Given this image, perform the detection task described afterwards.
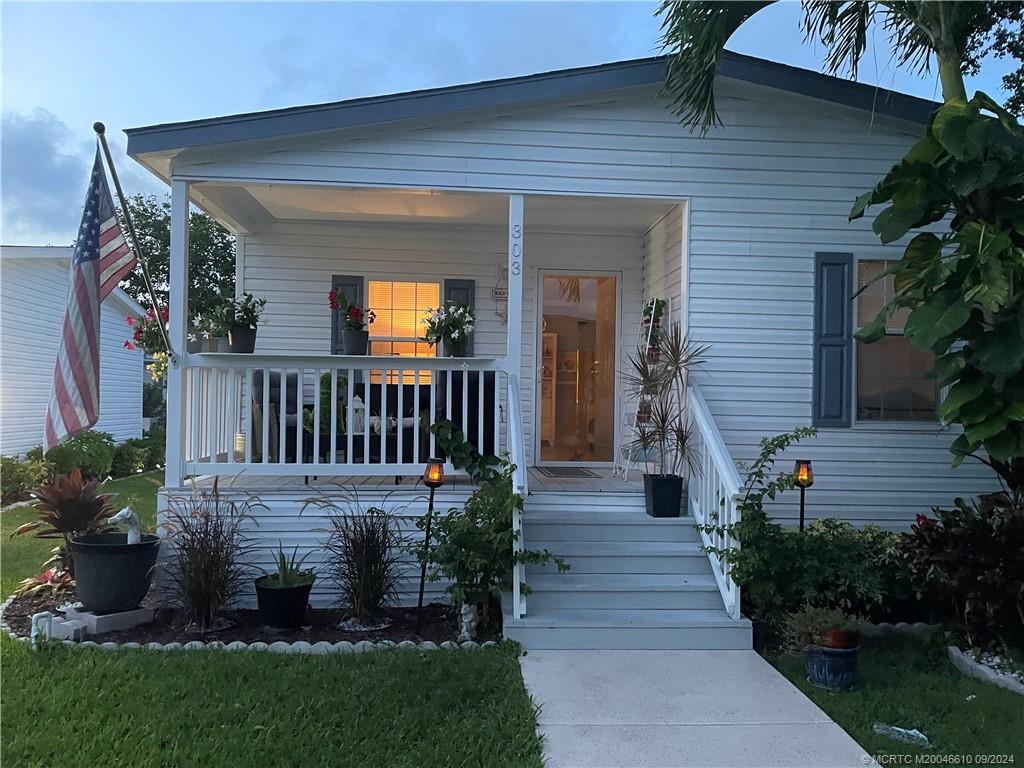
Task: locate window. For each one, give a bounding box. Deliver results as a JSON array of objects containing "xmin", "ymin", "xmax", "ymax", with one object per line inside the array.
[
  {"xmin": 856, "ymin": 260, "xmax": 938, "ymax": 421},
  {"xmin": 367, "ymin": 281, "xmax": 440, "ymax": 383}
]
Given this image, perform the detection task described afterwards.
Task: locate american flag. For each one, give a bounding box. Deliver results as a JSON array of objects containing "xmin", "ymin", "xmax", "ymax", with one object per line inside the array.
[{"xmin": 44, "ymin": 149, "xmax": 136, "ymax": 449}]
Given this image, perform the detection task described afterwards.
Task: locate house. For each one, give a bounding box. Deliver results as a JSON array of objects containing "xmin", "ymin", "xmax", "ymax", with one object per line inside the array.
[
  {"xmin": 0, "ymin": 245, "xmax": 146, "ymax": 456},
  {"xmin": 126, "ymin": 51, "xmax": 995, "ymax": 649}
]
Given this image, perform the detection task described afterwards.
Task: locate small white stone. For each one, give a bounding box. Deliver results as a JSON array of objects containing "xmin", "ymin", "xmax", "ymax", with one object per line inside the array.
[
  {"xmin": 161, "ymin": 642, "xmax": 182, "ymax": 651},
  {"xmin": 354, "ymin": 640, "xmax": 375, "ymax": 653},
  {"xmin": 122, "ymin": 642, "xmax": 142, "ymax": 650},
  {"xmin": 333, "ymin": 641, "xmax": 355, "ymax": 653},
  {"xmin": 16, "ymin": 635, "xmax": 31, "ymax": 644},
  {"xmin": 288, "ymin": 641, "xmax": 312, "ymax": 654},
  {"xmin": 62, "ymin": 640, "xmax": 77, "ymax": 647},
  {"xmin": 79, "ymin": 640, "xmax": 99, "ymax": 649},
  {"xmin": 248, "ymin": 642, "xmax": 269, "ymax": 652},
  {"xmin": 311, "ymin": 641, "xmax": 333, "ymax": 655},
  {"xmin": 100, "ymin": 642, "xmax": 120, "ymax": 652},
  {"xmin": 440, "ymin": 641, "xmax": 458, "ymax": 650},
  {"xmin": 225, "ymin": 641, "xmax": 248, "ymax": 652},
  {"xmin": 481, "ymin": 640, "xmax": 497, "ymax": 648},
  {"xmin": 418, "ymin": 641, "xmax": 438, "ymax": 651},
  {"xmin": 145, "ymin": 642, "xmax": 163, "ymax": 651},
  {"xmin": 183, "ymin": 641, "xmax": 205, "ymax": 651},
  {"xmin": 205, "ymin": 641, "xmax": 225, "ymax": 651},
  {"xmin": 376, "ymin": 640, "xmax": 395, "ymax": 648},
  {"xmin": 460, "ymin": 641, "xmax": 480, "ymax": 650},
  {"xmin": 398, "ymin": 640, "xmax": 418, "ymax": 650},
  {"xmin": 268, "ymin": 641, "xmax": 291, "ymax": 654}
]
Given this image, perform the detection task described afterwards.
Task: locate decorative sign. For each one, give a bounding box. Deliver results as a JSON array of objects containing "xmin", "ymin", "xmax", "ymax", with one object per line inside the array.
[{"xmin": 491, "ymin": 288, "xmax": 508, "ymax": 300}]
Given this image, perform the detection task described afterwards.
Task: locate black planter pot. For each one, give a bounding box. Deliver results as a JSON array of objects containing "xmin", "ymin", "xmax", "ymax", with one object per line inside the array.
[
  {"xmin": 342, "ymin": 329, "xmax": 369, "ymax": 355},
  {"xmin": 445, "ymin": 337, "xmax": 469, "ymax": 357},
  {"xmin": 643, "ymin": 474, "xmax": 684, "ymax": 518},
  {"xmin": 255, "ymin": 578, "xmax": 315, "ymax": 628},
  {"xmin": 71, "ymin": 533, "xmax": 160, "ymax": 613},
  {"xmin": 805, "ymin": 644, "xmax": 860, "ymax": 691},
  {"xmin": 228, "ymin": 326, "xmax": 258, "ymax": 353}
]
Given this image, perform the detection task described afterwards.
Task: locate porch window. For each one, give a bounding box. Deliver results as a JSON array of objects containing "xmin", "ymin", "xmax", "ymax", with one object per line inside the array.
[
  {"xmin": 367, "ymin": 280, "xmax": 440, "ymax": 382},
  {"xmin": 856, "ymin": 260, "xmax": 937, "ymax": 421}
]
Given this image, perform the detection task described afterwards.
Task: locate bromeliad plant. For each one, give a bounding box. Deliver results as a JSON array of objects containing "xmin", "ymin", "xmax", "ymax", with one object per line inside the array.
[
  {"xmin": 11, "ymin": 468, "xmax": 116, "ymax": 578},
  {"xmin": 258, "ymin": 544, "xmax": 315, "ymax": 588},
  {"xmin": 852, "ymin": 94, "xmax": 1024, "ymax": 488}
]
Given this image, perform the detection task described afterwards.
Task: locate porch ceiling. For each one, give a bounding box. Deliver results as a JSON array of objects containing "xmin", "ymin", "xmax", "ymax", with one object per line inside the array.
[{"xmin": 191, "ymin": 182, "xmax": 676, "ymax": 235}]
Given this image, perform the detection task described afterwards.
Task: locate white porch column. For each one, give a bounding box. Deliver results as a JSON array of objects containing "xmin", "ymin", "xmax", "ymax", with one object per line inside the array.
[
  {"xmin": 164, "ymin": 179, "xmax": 190, "ymax": 486},
  {"xmin": 506, "ymin": 194, "xmax": 524, "ymax": 369}
]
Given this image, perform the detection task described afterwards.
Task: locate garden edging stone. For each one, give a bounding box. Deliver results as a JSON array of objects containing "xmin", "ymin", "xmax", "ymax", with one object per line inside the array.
[
  {"xmin": 947, "ymin": 645, "xmax": 1024, "ymax": 696},
  {"xmin": 1, "ymin": 594, "xmax": 496, "ymax": 654}
]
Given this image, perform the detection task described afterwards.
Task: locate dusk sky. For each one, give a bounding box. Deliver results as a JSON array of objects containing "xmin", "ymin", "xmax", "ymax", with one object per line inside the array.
[{"xmin": 1, "ymin": 1, "xmax": 1015, "ymax": 246}]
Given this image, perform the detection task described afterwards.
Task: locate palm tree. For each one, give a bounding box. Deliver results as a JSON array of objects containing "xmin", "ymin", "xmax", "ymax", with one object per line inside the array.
[{"xmin": 656, "ymin": 1, "xmax": 1018, "ymax": 131}]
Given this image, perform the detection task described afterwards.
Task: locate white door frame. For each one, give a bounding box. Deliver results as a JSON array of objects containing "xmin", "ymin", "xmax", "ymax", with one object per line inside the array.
[{"xmin": 534, "ymin": 268, "xmax": 623, "ymax": 467}]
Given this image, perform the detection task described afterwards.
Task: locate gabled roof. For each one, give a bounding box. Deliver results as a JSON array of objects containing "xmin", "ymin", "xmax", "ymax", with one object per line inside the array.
[{"xmin": 126, "ymin": 50, "xmax": 937, "ymax": 156}]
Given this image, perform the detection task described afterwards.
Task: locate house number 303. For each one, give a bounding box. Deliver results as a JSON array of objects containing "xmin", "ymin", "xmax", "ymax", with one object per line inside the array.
[{"xmin": 510, "ymin": 224, "xmax": 522, "ymax": 276}]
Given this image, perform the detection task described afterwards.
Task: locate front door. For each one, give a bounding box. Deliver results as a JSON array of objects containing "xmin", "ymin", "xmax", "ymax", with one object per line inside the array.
[{"xmin": 537, "ymin": 273, "xmax": 618, "ymax": 463}]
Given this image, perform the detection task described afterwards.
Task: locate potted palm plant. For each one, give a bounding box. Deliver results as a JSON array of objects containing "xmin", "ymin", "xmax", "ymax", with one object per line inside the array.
[
  {"xmin": 329, "ymin": 290, "xmax": 375, "ymax": 355},
  {"xmin": 254, "ymin": 544, "xmax": 316, "ymax": 628},
  {"xmin": 625, "ymin": 325, "xmax": 707, "ymax": 517},
  {"xmin": 226, "ymin": 293, "xmax": 267, "ymax": 353}
]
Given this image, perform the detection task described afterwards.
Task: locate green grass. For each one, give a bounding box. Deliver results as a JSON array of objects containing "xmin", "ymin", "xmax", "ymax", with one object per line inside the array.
[
  {"xmin": 0, "ymin": 471, "xmax": 163, "ymax": 598},
  {"xmin": 1, "ymin": 638, "xmax": 543, "ymax": 768},
  {"xmin": 1, "ymin": 470, "xmax": 544, "ymax": 767},
  {"xmin": 769, "ymin": 634, "xmax": 1024, "ymax": 758}
]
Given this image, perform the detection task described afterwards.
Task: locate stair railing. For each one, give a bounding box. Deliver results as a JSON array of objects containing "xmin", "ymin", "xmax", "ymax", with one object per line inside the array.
[
  {"xmin": 687, "ymin": 383, "xmax": 743, "ymax": 620},
  {"xmin": 507, "ymin": 373, "xmax": 528, "ymax": 619}
]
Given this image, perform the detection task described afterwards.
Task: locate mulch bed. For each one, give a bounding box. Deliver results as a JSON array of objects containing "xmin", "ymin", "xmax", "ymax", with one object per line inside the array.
[{"xmin": 2, "ymin": 592, "xmax": 501, "ymax": 645}]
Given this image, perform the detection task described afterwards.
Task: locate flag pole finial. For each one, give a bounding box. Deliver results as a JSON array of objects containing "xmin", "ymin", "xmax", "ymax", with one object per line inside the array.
[{"xmin": 93, "ymin": 121, "xmax": 106, "ymax": 135}]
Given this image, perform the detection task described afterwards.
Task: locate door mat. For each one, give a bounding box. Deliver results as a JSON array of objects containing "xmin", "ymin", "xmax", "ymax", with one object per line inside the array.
[{"xmin": 535, "ymin": 466, "xmax": 598, "ymax": 478}]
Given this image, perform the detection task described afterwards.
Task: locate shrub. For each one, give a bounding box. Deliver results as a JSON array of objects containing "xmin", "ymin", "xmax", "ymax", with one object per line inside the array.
[
  {"xmin": 142, "ymin": 428, "xmax": 166, "ymax": 469},
  {"xmin": 142, "ymin": 380, "xmax": 165, "ymax": 420},
  {"xmin": 781, "ymin": 605, "xmax": 864, "ymax": 655},
  {"xmin": 902, "ymin": 493, "xmax": 1024, "ymax": 649},
  {"xmin": 44, "ymin": 430, "xmax": 115, "ymax": 479},
  {"xmin": 308, "ymin": 493, "xmax": 403, "ymax": 624},
  {"xmin": 162, "ymin": 482, "xmax": 259, "ymax": 631},
  {"xmin": 11, "ymin": 468, "xmax": 116, "ymax": 576},
  {"xmin": 111, "ymin": 440, "xmax": 149, "ymax": 478},
  {"xmin": 0, "ymin": 455, "xmax": 50, "ymax": 505},
  {"xmin": 699, "ymin": 427, "xmax": 910, "ymax": 628}
]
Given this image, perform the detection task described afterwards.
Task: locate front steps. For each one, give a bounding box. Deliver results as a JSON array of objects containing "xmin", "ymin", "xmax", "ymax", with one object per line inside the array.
[{"xmin": 503, "ymin": 491, "xmax": 751, "ymax": 650}]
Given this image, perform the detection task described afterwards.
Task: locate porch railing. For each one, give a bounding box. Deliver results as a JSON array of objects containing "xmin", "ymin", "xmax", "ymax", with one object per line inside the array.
[
  {"xmin": 178, "ymin": 353, "xmax": 507, "ymax": 478},
  {"xmin": 687, "ymin": 383, "xmax": 743, "ymax": 620},
  {"xmin": 506, "ymin": 372, "xmax": 527, "ymax": 620}
]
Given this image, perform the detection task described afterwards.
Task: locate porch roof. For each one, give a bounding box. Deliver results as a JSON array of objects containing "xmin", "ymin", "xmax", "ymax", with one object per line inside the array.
[{"xmin": 126, "ymin": 50, "xmax": 937, "ymax": 159}]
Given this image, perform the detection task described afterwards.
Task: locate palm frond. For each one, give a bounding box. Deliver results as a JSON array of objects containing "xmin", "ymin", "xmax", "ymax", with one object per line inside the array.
[
  {"xmin": 801, "ymin": 1, "xmax": 875, "ymax": 80},
  {"xmin": 657, "ymin": 0, "xmax": 776, "ymax": 132}
]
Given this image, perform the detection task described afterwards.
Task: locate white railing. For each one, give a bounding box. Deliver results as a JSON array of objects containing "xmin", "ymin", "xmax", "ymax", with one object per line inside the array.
[
  {"xmin": 506, "ymin": 373, "xmax": 527, "ymax": 620},
  {"xmin": 179, "ymin": 353, "xmax": 507, "ymax": 478},
  {"xmin": 687, "ymin": 383, "xmax": 743, "ymax": 620}
]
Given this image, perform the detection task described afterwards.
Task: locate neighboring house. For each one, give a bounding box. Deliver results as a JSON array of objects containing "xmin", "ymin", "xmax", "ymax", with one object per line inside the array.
[
  {"xmin": 0, "ymin": 245, "xmax": 145, "ymax": 456},
  {"xmin": 126, "ymin": 51, "xmax": 995, "ymax": 649}
]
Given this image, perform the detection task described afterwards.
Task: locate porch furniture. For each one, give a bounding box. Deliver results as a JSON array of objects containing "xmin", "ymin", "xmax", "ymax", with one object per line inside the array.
[{"xmin": 251, "ymin": 370, "xmax": 300, "ymax": 463}]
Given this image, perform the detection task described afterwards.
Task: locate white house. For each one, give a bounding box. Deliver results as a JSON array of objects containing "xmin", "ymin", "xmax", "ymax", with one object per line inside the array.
[
  {"xmin": 0, "ymin": 245, "xmax": 146, "ymax": 456},
  {"xmin": 126, "ymin": 52, "xmax": 995, "ymax": 649}
]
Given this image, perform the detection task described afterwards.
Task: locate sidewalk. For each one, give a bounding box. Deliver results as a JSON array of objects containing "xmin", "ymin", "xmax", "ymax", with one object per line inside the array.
[{"xmin": 519, "ymin": 649, "xmax": 869, "ymax": 768}]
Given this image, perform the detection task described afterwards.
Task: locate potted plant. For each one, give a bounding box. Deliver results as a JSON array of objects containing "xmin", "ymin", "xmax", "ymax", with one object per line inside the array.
[
  {"xmin": 224, "ymin": 293, "xmax": 266, "ymax": 353},
  {"xmin": 784, "ymin": 606, "xmax": 863, "ymax": 691},
  {"xmin": 124, "ymin": 308, "xmax": 171, "ymax": 378},
  {"xmin": 422, "ymin": 302, "xmax": 475, "ymax": 357},
  {"xmin": 625, "ymin": 325, "xmax": 707, "ymax": 517},
  {"xmin": 329, "ymin": 290, "xmax": 375, "ymax": 355},
  {"xmin": 254, "ymin": 544, "xmax": 316, "ymax": 628}
]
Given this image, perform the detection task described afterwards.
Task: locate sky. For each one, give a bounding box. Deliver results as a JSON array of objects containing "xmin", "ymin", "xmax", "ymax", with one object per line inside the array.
[{"xmin": 1, "ymin": 1, "xmax": 1016, "ymax": 246}]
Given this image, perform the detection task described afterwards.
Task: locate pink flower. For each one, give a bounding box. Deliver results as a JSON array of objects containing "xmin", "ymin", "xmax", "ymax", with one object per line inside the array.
[
  {"xmin": 124, "ymin": 341, "xmax": 136, "ymax": 351},
  {"xmin": 328, "ymin": 289, "xmax": 339, "ymax": 311},
  {"xmin": 126, "ymin": 316, "xmax": 135, "ymax": 327}
]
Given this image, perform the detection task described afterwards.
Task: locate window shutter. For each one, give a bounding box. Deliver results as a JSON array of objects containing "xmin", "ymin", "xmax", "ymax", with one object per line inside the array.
[
  {"xmin": 331, "ymin": 275, "xmax": 364, "ymax": 354},
  {"xmin": 444, "ymin": 278, "xmax": 476, "ymax": 355},
  {"xmin": 813, "ymin": 253, "xmax": 853, "ymax": 427}
]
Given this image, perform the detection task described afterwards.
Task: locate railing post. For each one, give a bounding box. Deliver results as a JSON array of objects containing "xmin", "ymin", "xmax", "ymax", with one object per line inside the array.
[{"xmin": 164, "ymin": 178, "xmax": 189, "ymax": 487}]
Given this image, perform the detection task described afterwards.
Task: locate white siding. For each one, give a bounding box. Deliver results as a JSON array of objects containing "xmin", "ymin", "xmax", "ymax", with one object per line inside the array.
[
  {"xmin": 182, "ymin": 78, "xmax": 995, "ymax": 526},
  {"xmin": 0, "ymin": 256, "xmax": 144, "ymax": 455},
  {"xmin": 241, "ymin": 219, "xmax": 643, "ymax": 466},
  {"xmin": 642, "ymin": 203, "xmax": 685, "ymax": 326}
]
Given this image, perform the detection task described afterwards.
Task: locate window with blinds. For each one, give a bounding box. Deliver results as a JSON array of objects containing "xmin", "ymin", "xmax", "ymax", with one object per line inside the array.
[
  {"xmin": 856, "ymin": 260, "xmax": 938, "ymax": 421},
  {"xmin": 367, "ymin": 281, "xmax": 440, "ymax": 383}
]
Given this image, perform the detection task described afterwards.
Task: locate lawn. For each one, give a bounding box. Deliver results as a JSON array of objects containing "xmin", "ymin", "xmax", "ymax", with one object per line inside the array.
[
  {"xmin": 1, "ymin": 470, "xmax": 545, "ymax": 768},
  {"xmin": 769, "ymin": 633, "xmax": 1024, "ymax": 759}
]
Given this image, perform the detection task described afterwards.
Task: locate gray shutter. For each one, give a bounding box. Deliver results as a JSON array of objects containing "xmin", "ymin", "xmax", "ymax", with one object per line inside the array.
[
  {"xmin": 331, "ymin": 275, "xmax": 364, "ymax": 354},
  {"xmin": 813, "ymin": 253, "xmax": 854, "ymax": 427},
  {"xmin": 444, "ymin": 278, "xmax": 476, "ymax": 355}
]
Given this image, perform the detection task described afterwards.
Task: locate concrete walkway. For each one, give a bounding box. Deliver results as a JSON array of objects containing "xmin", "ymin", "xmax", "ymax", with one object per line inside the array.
[{"xmin": 520, "ymin": 650, "xmax": 869, "ymax": 768}]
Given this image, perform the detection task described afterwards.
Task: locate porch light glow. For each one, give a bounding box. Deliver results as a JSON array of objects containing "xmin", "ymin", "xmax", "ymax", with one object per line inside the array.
[
  {"xmin": 793, "ymin": 460, "xmax": 814, "ymax": 488},
  {"xmin": 424, "ymin": 458, "xmax": 445, "ymax": 489},
  {"xmin": 234, "ymin": 433, "xmax": 246, "ymax": 461}
]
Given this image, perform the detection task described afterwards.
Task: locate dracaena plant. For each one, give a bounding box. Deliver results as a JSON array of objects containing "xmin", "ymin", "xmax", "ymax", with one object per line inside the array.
[
  {"xmin": 11, "ymin": 468, "xmax": 115, "ymax": 576},
  {"xmin": 624, "ymin": 324, "xmax": 707, "ymax": 478}
]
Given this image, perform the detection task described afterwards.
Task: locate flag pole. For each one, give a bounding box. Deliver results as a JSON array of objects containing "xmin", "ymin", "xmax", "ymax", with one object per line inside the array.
[{"xmin": 93, "ymin": 121, "xmax": 173, "ymax": 356}]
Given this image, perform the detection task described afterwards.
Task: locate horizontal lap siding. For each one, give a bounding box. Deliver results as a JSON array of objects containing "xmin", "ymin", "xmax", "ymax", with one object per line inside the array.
[
  {"xmin": 0, "ymin": 258, "xmax": 142, "ymax": 455},
  {"xmin": 642, "ymin": 204, "xmax": 683, "ymax": 325},
  {"xmin": 197, "ymin": 79, "xmax": 994, "ymax": 527}
]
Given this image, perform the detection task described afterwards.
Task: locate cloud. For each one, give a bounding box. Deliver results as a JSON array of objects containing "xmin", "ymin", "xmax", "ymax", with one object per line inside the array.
[{"xmin": 1, "ymin": 108, "xmax": 91, "ymax": 245}]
